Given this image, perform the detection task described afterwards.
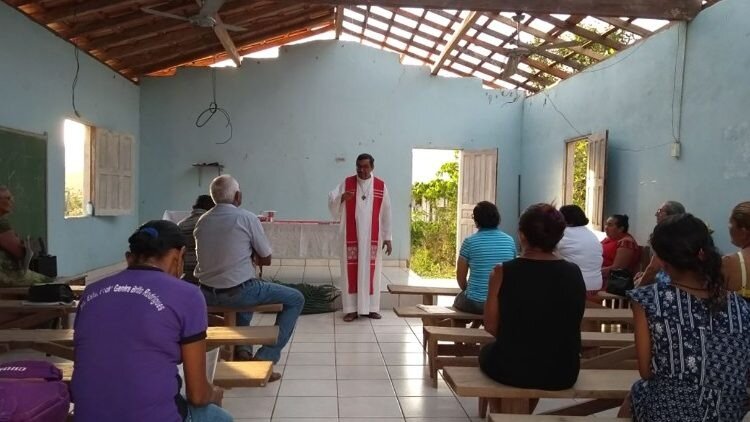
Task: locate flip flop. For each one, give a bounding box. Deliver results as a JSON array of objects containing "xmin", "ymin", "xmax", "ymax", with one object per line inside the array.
[{"xmin": 343, "ymin": 312, "xmax": 358, "ymax": 322}]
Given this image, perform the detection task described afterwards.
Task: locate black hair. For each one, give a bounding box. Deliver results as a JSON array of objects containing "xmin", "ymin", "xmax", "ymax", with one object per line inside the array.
[
  {"xmin": 650, "ymin": 214, "xmax": 726, "ymax": 312},
  {"xmin": 610, "ymin": 214, "xmax": 630, "ymax": 233},
  {"xmin": 559, "ymin": 205, "xmax": 589, "ymax": 227},
  {"xmin": 356, "ymin": 153, "xmax": 375, "ymax": 167},
  {"xmin": 473, "ymin": 201, "xmax": 501, "ymax": 229},
  {"xmin": 128, "ymin": 220, "xmax": 186, "ymax": 262},
  {"xmin": 193, "ymin": 194, "xmax": 215, "ymax": 211},
  {"xmin": 519, "ymin": 203, "xmax": 566, "ymax": 252}
]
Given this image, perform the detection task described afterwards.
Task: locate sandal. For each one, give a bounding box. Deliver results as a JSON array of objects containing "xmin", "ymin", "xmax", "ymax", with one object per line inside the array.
[
  {"xmin": 343, "ymin": 312, "xmax": 358, "ymax": 322},
  {"xmin": 367, "ymin": 312, "xmax": 382, "ymax": 320}
]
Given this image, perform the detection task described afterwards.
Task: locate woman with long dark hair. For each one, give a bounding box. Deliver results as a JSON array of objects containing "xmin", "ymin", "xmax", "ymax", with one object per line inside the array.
[{"xmin": 623, "ymin": 214, "xmax": 750, "ymax": 421}]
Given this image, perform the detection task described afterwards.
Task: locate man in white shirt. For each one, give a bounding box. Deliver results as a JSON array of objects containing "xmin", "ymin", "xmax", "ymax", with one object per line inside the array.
[
  {"xmin": 328, "ymin": 154, "xmax": 392, "ymax": 322},
  {"xmin": 195, "ymin": 175, "xmax": 304, "ymax": 380}
]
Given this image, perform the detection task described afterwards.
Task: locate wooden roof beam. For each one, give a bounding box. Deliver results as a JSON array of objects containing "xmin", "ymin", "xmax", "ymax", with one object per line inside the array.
[
  {"xmin": 541, "ymin": 14, "xmax": 626, "ymax": 51},
  {"xmin": 186, "ymin": 22, "xmax": 335, "ymax": 67},
  {"xmin": 39, "ymin": 0, "xmax": 150, "ymax": 24},
  {"xmin": 335, "ymin": 6, "xmax": 345, "ymax": 39},
  {"xmin": 596, "ymin": 17, "xmax": 653, "ymax": 38},
  {"xmin": 272, "ymin": 0, "xmax": 704, "ymax": 20},
  {"xmin": 130, "ymin": 14, "xmax": 334, "ymax": 76},
  {"xmin": 108, "ymin": 7, "xmax": 332, "ymax": 61},
  {"xmin": 431, "ymin": 11, "xmax": 479, "ymax": 75},
  {"xmin": 82, "ymin": 2, "xmax": 308, "ymax": 51}
]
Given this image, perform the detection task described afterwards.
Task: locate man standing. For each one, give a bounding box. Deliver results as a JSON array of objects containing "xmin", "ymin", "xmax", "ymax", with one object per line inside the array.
[
  {"xmin": 195, "ymin": 175, "xmax": 304, "ymax": 380},
  {"xmin": 177, "ymin": 194, "xmax": 214, "ymax": 285},
  {"xmin": 328, "ymin": 153, "xmax": 392, "ymax": 322}
]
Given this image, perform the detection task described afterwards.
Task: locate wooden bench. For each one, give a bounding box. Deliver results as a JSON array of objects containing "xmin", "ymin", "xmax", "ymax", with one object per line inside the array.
[
  {"xmin": 0, "ymin": 326, "xmax": 279, "ymax": 361},
  {"xmin": 490, "ymin": 416, "xmax": 628, "ymax": 422},
  {"xmin": 443, "ymin": 366, "xmax": 639, "ymax": 416},
  {"xmin": 387, "ymin": 284, "xmax": 461, "ymax": 305},
  {"xmin": 56, "ymin": 360, "xmax": 274, "ymax": 388},
  {"xmin": 0, "ymin": 281, "xmax": 87, "ymax": 300},
  {"xmin": 424, "ymin": 327, "xmax": 635, "ymax": 385},
  {"xmin": 0, "ymin": 300, "xmax": 78, "ymax": 329},
  {"xmin": 394, "ymin": 306, "xmax": 633, "ymax": 324}
]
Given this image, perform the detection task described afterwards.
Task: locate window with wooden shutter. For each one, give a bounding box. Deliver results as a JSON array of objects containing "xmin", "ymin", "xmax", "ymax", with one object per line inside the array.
[
  {"xmin": 585, "ymin": 131, "xmax": 608, "ymax": 231},
  {"xmin": 91, "ymin": 128, "xmax": 134, "ymax": 216}
]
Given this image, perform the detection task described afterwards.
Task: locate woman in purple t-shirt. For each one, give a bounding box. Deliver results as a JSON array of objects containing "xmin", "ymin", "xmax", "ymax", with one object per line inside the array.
[{"xmin": 71, "ymin": 220, "xmax": 232, "ymax": 422}]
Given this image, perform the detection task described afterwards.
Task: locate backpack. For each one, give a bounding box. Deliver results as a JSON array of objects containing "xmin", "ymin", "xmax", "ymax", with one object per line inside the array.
[{"xmin": 0, "ymin": 361, "xmax": 70, "ymax": 422}]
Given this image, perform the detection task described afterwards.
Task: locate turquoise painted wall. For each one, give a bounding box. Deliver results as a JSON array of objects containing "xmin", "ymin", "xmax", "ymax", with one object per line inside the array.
[
  {"xmin": 0, "ymin": 4, "xmax": 140, "ymax": 274},
  {"xmin": 139, "ymin": 42, "xmax": 523, "ymax": 260},
  {"xmin": 520, "ymin": 0, "xmax": 750, "ymax": 251}
]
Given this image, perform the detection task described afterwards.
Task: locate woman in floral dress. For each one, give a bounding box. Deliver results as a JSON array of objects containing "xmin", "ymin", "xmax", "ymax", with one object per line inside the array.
[{"xmin": 624, "ymin": 214, "xmax": 750, "ymax": 421}]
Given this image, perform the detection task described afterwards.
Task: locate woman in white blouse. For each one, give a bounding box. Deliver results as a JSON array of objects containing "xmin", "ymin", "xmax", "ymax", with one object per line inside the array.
[{"xmin": 557, "ymin": 205, "xmax": 603, "ymax": 296}]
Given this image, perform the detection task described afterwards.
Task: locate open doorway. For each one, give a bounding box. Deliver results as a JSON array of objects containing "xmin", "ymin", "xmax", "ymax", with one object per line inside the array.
[
  {"xmin": 563, "ymin": 131, "xmax": 608, "ymax": 230},
  {"xmin": 410, "ymin": 149, "xmax": 459, "ymax": 278}
]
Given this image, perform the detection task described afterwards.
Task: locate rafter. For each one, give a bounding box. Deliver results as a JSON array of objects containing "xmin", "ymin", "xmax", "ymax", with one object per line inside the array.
[
  {"xmin": 541, "ymin": 14, "xmax": 626, "ymax": 51},
  {"xmin": 596, "ymin": 17, "xmax": 652, "ymax": 38},
  {"xmin": 82, "ymin": 3, "xmax": 310, "ymax": 52},
  {"xmin": 334, "ymin": 6, "xmax": 345, "ymax": 39},
  {"xmin": 431, "ymin": 11, "xmax": 478, "ymax": 75},
  {"xmin": 272, "ymin": 0, "xmax": 704, "ymax": 20},
  {"xmin": 38, "ymin": 0, "xmax": 148, "ymax": 24},
  {"xmin": 129, "ymin": 14, "xmax": 334, "ymax": 76}
]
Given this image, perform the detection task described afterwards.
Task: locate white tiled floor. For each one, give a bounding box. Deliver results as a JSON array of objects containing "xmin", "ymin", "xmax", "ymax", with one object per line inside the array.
[{"xmin": 0, "ymin": 265, "xmax": 619, "ymax": 421}]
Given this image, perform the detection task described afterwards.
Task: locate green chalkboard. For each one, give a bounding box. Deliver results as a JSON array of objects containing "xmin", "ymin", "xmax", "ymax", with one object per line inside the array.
[{"xmin": 0, "ymin": 126, "xmax": 47, "ymax": 246}]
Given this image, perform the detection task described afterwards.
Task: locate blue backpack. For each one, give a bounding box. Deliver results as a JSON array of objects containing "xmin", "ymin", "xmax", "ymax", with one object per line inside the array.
[{"xmin": 0, "ymin": 361, "xmax": 70, "ymax": 422}]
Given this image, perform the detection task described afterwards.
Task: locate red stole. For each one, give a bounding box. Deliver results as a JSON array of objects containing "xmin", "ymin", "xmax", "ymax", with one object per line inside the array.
[{"xmin": 344, "ymin": 175, "xmax": 385, "ymax": 294}]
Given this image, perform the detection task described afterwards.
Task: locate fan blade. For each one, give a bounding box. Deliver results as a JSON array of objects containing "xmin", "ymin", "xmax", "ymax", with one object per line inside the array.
[
  {"xmin": 217, "ymin": 22, "xmax": 247, "ymax": 32},
  {"xmin": 500, "ymin": 55, "xmax": 520, "ymax": 80},
  {"xmin": 200, "ymin": 0, "xmax": 226, "ymax": 17},
  {"xmin": 213, "ymin": 21, "xmax": 241, "ymax": 66},
  {"xmin": 540, "ymin": 40, "xmax": 582, "ymax": 50},
  {"xmin": 140, "ymin": 7, "xmax": 190, "ymax": 21}
]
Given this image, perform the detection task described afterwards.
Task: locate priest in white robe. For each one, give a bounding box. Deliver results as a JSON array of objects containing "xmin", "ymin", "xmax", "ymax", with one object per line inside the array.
[{"xmin": 328, "ymin": 153, "xmax": 392, "ymax": 322}]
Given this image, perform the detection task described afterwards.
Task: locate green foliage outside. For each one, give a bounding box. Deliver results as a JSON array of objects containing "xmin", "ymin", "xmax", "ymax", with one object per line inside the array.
[
  {"xmin": 411, "ymin": 159, "xmax": 458, "ymax": 278},
  {"xmin": 572, "ymin": 140, "xmax": 588, "ymax": 210},
  {"xmin": 528, "ymin": 26, "xmax": 637, "ymax": 90},
  {"xmin": 65, "ymin": 188, "xmax": 84, "ymax": 218}
]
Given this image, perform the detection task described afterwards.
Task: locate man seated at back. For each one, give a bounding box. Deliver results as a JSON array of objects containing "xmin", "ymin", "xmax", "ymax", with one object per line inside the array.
[
  {"xmin": 177, "ymin": 194, "xmax": 215, "ymax": 285},
  {"xmin": 194, "ymin": 175, "xmax": 304, "ymax": 380}
]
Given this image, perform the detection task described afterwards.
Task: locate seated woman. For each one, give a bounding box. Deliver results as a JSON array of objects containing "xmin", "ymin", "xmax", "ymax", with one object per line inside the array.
[
  {"xmin": 723, "ymin": 201, "xmax": 750, "ymax": 300},
  {"xmin": 623, "ymin": 214, "xmax": 750, "ymax": 421},
  {"xmin": 601, "ymin": 214, "xmax": 641, "ymax": 279},
  {"xmin": 0, "ymin": 186, "xmax": 50, "ymax": 287},
  {"xmin": 557, "ymin": 205, "xmax": 603, "ymax": 296},
  {"xmin": 71, "ymin": 220, "xmax": 232, "ymax": 422},
  {"xmin": 479, "ymin": 204, "xmax": 586, "ymax": 391},
  {"xmin": 454, "ymin": 201, "xmax": 516, "ymax": 314}
]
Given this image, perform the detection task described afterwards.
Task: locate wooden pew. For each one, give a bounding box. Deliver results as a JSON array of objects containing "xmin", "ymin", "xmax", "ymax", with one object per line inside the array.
[
  {"xmin": 56, "ymin": 360, "xmax": 274, "ymax": 388},
  {"xmin": 0, "ymin": 299, "xmax": 282, "ymax": 330},
  {"xmin": 394, "ymin": 306, "xmax": 633, "ymax": 324},
  {"xmin": 0, "ymin": 326, "xmax": 279, "ymax": 361},
  {"xmin": 443, "ymin": 366, "xmax": 638, "ymax": 416},
  {"xmin": 0, "ymin": 300, "xmax": 78, "ymax": 329},
  {"xmin": 387, "ymin": 284, "xmax": 461, "ymax": 305},
  {"xmin": 423, "ymin": 327, "xmax": 635, "ymax": 385}
]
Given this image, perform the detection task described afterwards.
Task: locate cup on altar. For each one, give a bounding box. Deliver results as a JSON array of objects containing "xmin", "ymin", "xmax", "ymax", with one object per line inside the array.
[{"xmin": 264, "ymin": 210, "xmax": 276, "ymax": 222}]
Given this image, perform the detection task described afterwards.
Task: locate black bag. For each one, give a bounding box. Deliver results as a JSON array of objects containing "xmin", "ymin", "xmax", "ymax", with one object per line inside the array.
[
  {"xmin": 27, "ymin": 284, "xmax": 74, "ymax": 304},
  {"xmin": 606, "ymin": 268, "xmax": 634, "ymax": 297}
]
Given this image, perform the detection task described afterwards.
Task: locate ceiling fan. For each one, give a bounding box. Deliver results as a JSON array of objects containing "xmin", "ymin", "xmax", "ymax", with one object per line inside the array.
[
  {"xmin": 497, "ymin": 13, "xmax": 583, "ymax": 80},
  {"xmin": 141, "ymin": 0, "xmax": 245, "ymax": 66}
]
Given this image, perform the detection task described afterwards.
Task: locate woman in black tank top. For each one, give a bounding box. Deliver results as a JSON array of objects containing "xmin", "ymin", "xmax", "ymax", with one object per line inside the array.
[{"xmin": 479, "ymin": 204, "xmax": 586, "ymax": 391}]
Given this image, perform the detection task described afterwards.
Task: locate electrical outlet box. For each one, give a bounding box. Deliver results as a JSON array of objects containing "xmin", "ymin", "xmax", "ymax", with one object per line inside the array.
[{"xmin": 671, "ymin": 142, "xmax": 681, "ymax": 158}]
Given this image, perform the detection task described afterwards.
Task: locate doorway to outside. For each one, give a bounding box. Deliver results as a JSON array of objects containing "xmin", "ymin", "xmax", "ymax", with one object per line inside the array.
[
  {"xmin": 563, "ymin": 131, "xmax": 608, "ymax": 231},
  {"xmin": 410, "ymin": 148, "xmax": 498, "ymax": 280}
]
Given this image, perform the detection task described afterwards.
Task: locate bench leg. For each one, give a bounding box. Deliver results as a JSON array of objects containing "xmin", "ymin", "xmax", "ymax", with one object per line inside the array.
[
  {"xmin": 498, "ymin": 398, "xmax": 531, "ymax": 414},
  {"xmin": 224, "ymin": 312, "xmax": 237, "ymax": 361},
  {"xmin": 428, "ymin": 335, "xmax": 438, "ymax": 387},
  {"xmin": 478, "ymin": 398, "xmax": 489, "ymax": 418}
]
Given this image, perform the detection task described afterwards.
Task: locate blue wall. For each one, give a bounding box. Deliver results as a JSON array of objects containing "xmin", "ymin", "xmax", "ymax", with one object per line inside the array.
[
  {"xmin": 139, "ymin": 42, "xmax": 523, "ymax": 260},
  {"xmin": 0, "ymin": 4, "xmax": 140, "ymax": 274},
  {"xmin": 520, "ymin": 0, "xmax": 750, "ymax": 251}
]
